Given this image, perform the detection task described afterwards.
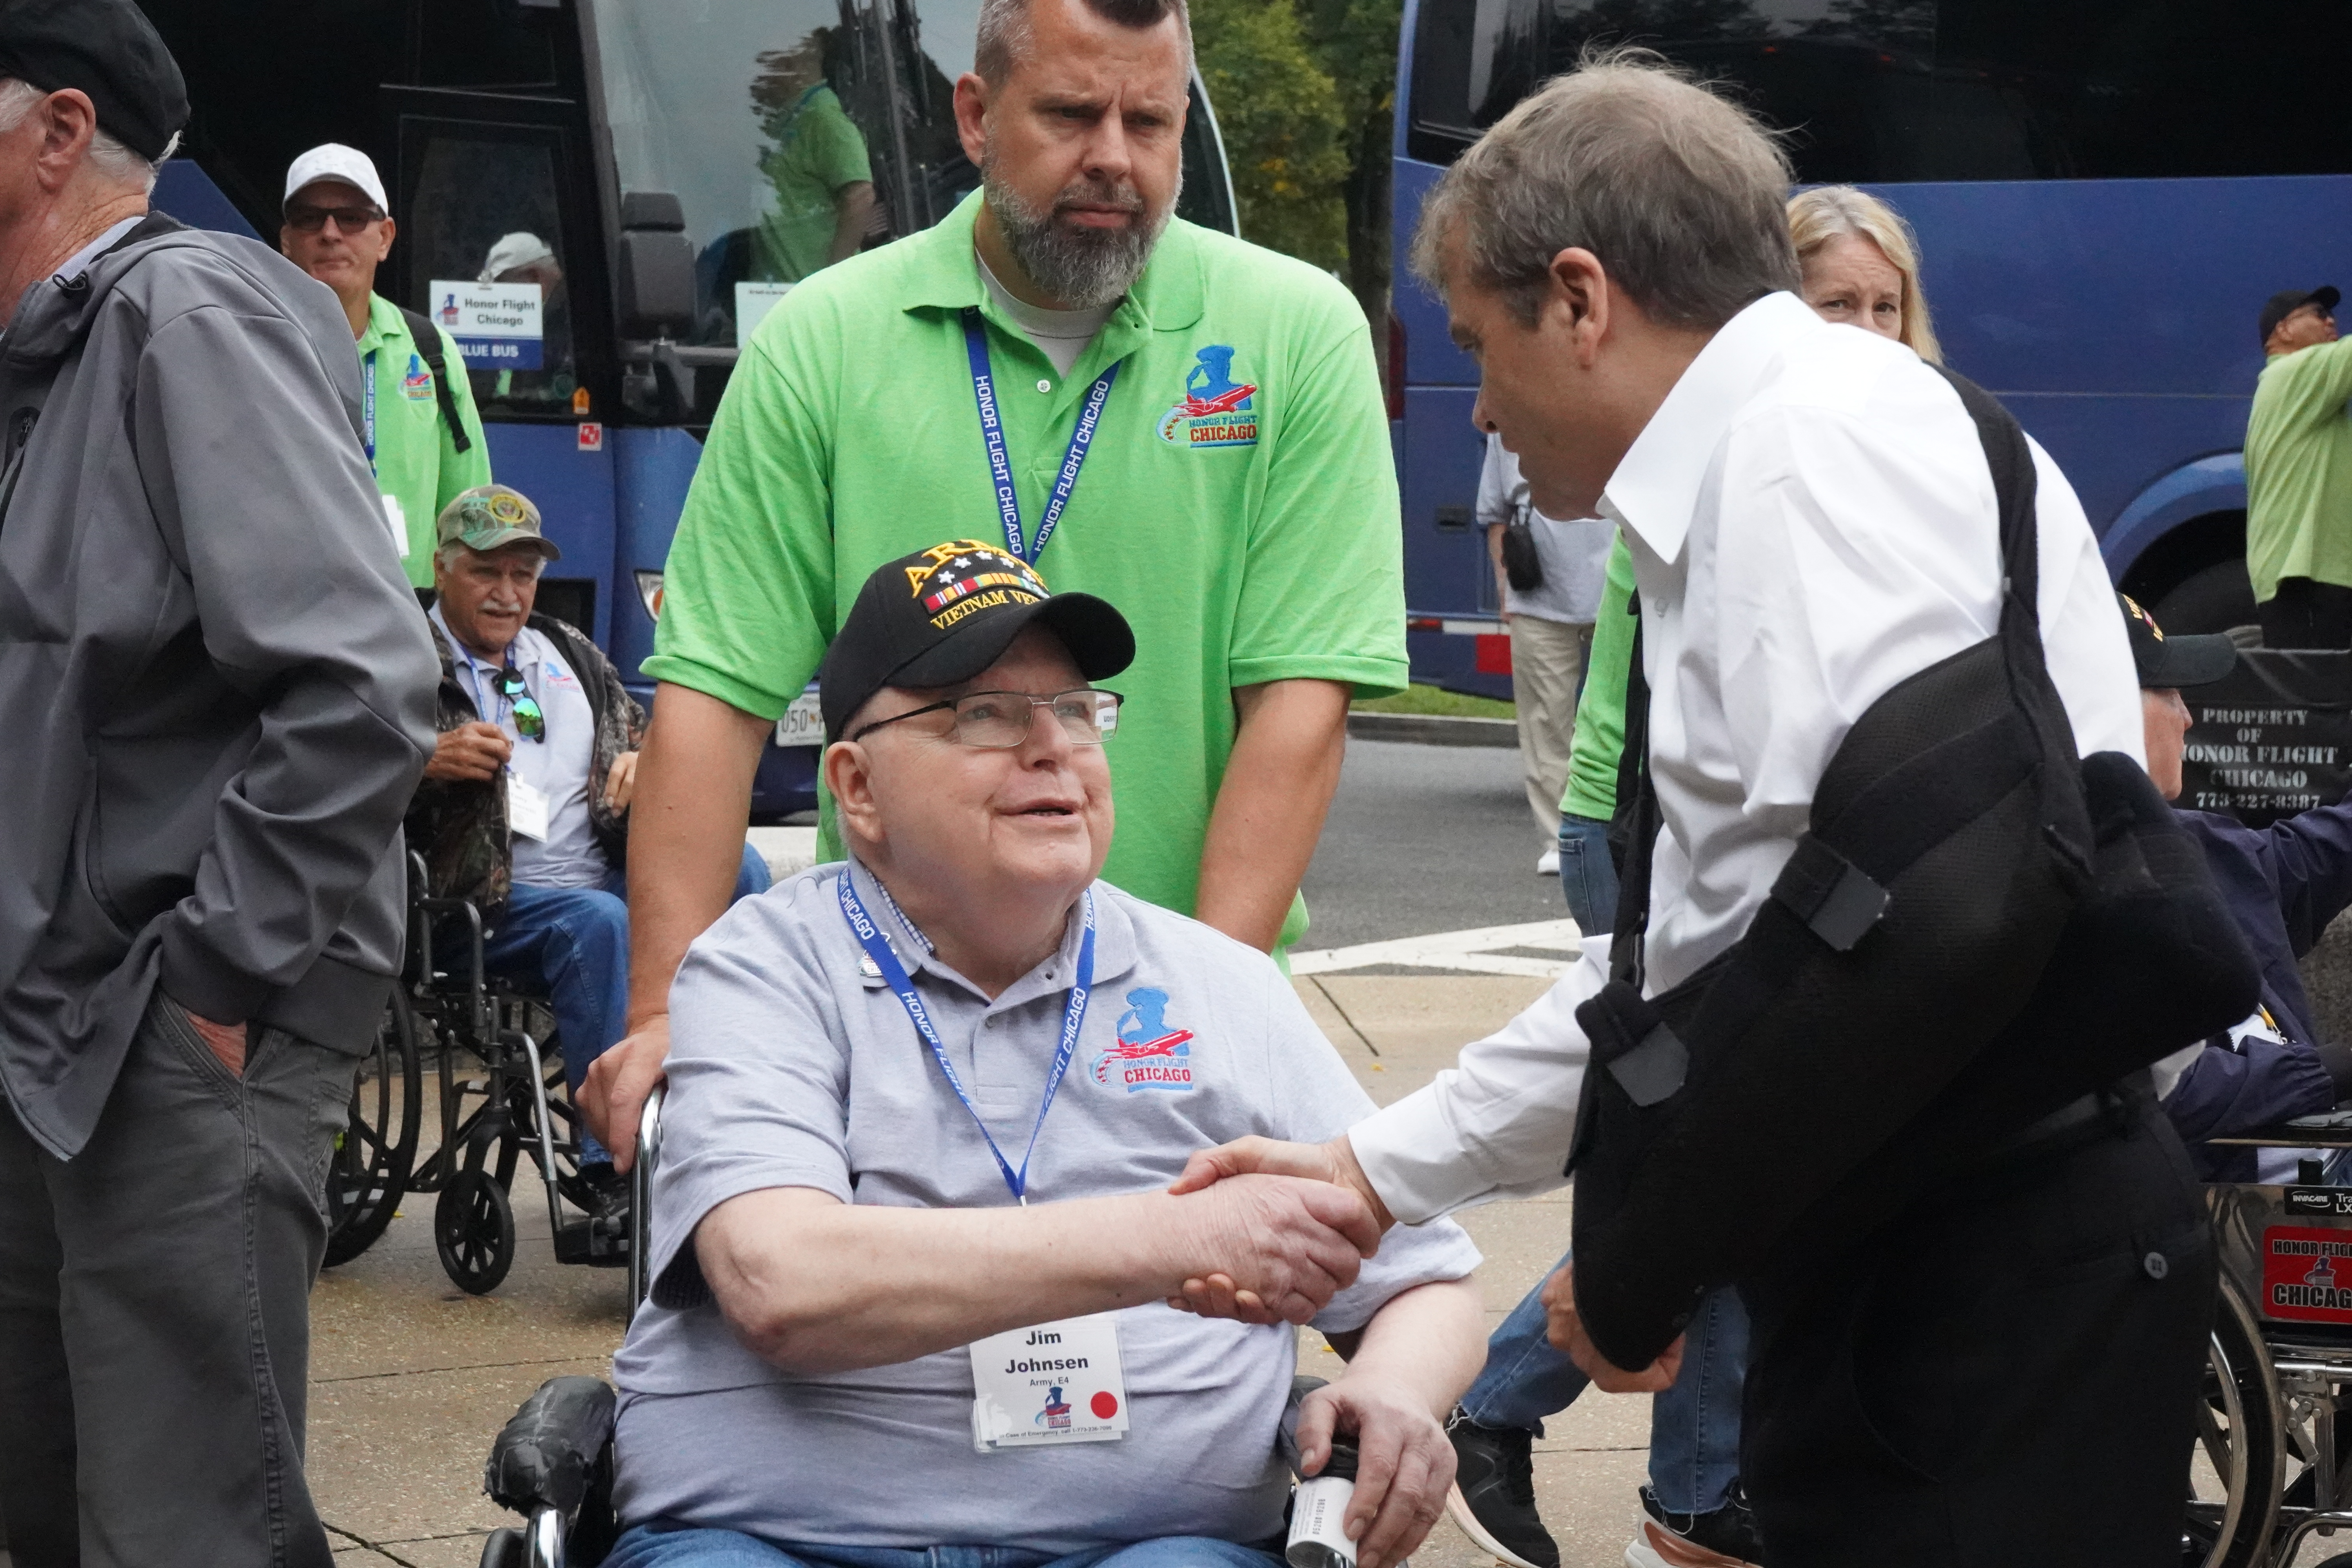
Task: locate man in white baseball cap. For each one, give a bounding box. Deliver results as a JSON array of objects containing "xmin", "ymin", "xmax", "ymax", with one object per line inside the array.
[{"xmin": 280, "ymin": 142, "xmax": 490, "ymax": 588}]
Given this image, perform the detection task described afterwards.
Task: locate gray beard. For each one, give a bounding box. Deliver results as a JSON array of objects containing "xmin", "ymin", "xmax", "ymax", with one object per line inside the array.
[{"xmin": 980, "ymin": 154, "xmax": 1178, "ymax": 310}]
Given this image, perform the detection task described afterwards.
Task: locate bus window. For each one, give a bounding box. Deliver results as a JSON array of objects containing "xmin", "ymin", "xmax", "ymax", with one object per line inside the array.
[
  {"xmin": 1406, "ymin": 0, "xmax": 2352, "ymax": 184},
  {"xmin": 595, "ymin": 0, "xmax": 895, "ymax": 348},
  {"xmin": 403, "ymin": 127, "xmax": 581, "ymax": 415},
  {"xmin": 591, "ymin": 0, "xmax": 1234, "ymax": 350}
]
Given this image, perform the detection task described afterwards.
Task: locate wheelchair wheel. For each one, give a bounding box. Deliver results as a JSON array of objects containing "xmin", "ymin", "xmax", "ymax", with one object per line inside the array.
[
  {"xmin": 2185, "ymin": 1278, "xmax": 2287, "ymax": 1568},
  {"xmin": 435, "ymin": 1165, "xmax": 516, "ymax": 1295},
  {"xmin": 324, "ymin": 988, "xmax": 422, "ymax": 1267}
]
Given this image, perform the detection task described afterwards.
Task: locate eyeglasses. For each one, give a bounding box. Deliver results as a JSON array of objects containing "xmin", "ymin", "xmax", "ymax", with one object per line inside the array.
[
  {"xmin": 496, "ymin": 666, "xmax": 545, "ymax": 742},
  {"xmin": 851, "ymin": 688, "xmax": 1124, "ymax": 749},
  {"xmin": 285, "ymin": 204, "xmax": 385, "ymax": 235}
]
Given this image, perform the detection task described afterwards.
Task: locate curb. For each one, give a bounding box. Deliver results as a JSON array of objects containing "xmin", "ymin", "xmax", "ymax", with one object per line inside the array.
[{"xmin": 1346, "ymin": 711, "xmax": 1519, "ymax": 749}]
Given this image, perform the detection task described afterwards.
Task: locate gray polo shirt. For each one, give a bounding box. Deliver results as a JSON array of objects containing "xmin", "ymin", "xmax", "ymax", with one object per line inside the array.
[{"xmin": 611, "ymin": 861, "xmax": 1480, "ymax": 1550}]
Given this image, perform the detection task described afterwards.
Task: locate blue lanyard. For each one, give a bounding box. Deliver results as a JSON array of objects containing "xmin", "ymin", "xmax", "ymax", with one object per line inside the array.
[
  {"xmin": 362, "ymin": 348, "xmax": 378, "ymax": 470},
  {"xmin": 838, "ymin": 867, "xmax": 1094, "ymax": 1205},
  {"xmin": 961, "ymin": 308, "xmax": 1119, "ymax": 565}
]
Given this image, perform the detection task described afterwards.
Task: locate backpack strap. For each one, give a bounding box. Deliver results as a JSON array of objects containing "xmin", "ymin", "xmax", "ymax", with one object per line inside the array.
[{"xmin": 397, "ymin": 306, "xmax": 474, "ymax": 455}]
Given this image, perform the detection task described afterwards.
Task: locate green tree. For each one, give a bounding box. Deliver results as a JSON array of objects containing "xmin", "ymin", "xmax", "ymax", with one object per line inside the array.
[
  {"xmin": 1191, "ymin": 0, "xmax": 1352, "ymax": 273},
  {"xmin": 1298, "ymin": 0, "xmax": 1403, "ymax": 350}
]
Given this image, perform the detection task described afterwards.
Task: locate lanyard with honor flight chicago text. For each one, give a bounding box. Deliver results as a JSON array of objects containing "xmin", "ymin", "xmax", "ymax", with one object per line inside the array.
[
  {"xmin": 961, "ymin": 308, "xmax": 1119, "ymax": 565},
  {"xmin": 837, "ymin": 867, "xmax": 1096, "ymax": 1204}
]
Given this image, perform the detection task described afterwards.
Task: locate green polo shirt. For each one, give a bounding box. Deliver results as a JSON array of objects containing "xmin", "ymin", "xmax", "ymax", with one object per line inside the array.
[
  {"xmin": 648, "ymin": 192, "xmax": 1405, "ymax": 927},
  {"xmin": 1561, "ymin": 533, "xmax": 1634, "ymax": 822},
  {"xmin": 755, "ymin": 84, "xmax": 874, "ymax": 284},
  {"xmin": 2247, "ymin": 335, "xmax": 2352, "ymax": 602},
  {"xmin": 357, "ymin": 293, "xmax": 492, "ymax": 587}
]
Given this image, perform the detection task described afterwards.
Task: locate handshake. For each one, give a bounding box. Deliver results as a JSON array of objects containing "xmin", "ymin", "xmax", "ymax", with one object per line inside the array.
[
  {"xmin": 1167, "ymin": 1133, "xmax": 1680, "ymax": 1395},
  {"xmin": 1156, "ymin": 1134, "xmax": 1396, "ymax": 1325}
]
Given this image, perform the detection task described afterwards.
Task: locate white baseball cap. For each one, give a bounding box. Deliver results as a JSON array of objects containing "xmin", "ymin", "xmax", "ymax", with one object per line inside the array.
[
  {"xmin": 283, "ymin": 143, "xmax": 387, "ymax": 212},
  {"xmin": 480, "ymin": 231, "xmax": 556, "ymax": 281}
]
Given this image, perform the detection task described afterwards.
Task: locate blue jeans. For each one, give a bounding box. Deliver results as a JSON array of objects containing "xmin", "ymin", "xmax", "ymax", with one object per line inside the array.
[
  {"xmin": 468, "ymin": 842, "xmax": 771, "ymax": 1165},
  {"xmin": 603, "ymin": 1524, "xmax": 1284, "ymax": 1568},
  {"xmin": 1459, "ymin": 1249, "xmax": 1748, "ymax": 1516},
  {"xmin": 1558, "ymin": 813, "xmax": 1620, "ymax": 937}
]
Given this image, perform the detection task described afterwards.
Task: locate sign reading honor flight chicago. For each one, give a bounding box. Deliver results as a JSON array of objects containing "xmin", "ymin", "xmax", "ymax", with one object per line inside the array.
[
  {"xmin": 1159, "ymin": 346, "xmax": 1259, "ymax": 449},
  {"xmin": 431, "ymin": 280, "xmax": 545, "ymax": 370}
]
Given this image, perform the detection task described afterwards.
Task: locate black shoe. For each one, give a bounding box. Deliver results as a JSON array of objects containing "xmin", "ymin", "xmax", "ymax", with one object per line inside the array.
[
  {"xmin": 1626, "ymin": 1483, "xmax": 1764, "ymax": 1567},
  {"xmin": 1444, "ymin": 1409, "xmax": 1559, "ymax": 1568},
  {"xmin": 578, "ymin": 1161, "xmax": 630, "ymax": 1218}
]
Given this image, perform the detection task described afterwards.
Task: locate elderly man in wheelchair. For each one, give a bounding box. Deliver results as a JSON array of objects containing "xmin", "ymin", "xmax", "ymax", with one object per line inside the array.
[
  {"xmin": 479, "ymin": 547, "xmax": 1486, "ymax": 1568},
  {"xmin": 407, "ymin": 485, "xmax": 768, "ymax": 1223}
]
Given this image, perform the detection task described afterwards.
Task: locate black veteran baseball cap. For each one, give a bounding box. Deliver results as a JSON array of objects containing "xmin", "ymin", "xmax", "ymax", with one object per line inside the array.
[
  {"xmin": 0, "ymin": 0, "xmax": 189, "ymax": 163},
  {"xmin": 2261, "ymin": 285, "xmax": 2341, "ymax": 348},
  {"xmin": 2120, "ymin": 592, "xmax": 2236, "ymax": 690},
  {"xmin": 819, "ymin": 541, "xmax": 1136, "ymax": 743}
]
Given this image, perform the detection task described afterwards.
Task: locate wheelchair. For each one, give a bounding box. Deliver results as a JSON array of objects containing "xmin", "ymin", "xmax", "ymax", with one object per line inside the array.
[
  {"xmin": 2188, "ymin": 1119, "xmax": 2352, "ymax": 1568},
  {"xmin": 323, "ymin": 853, "xmax": 639, "ymax": 1296}
]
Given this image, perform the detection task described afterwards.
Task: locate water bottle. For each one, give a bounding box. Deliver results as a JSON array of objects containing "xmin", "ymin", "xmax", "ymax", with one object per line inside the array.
[{"xmin": 1286, "ymin": 1437, "xmax": 1360, "ymax": 1568}]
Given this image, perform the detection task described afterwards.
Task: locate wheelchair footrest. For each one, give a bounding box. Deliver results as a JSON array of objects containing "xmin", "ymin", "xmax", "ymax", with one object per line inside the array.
[{"xmin": 553, "ymin": 1215, "xmax": 632, "ymax": 1268}]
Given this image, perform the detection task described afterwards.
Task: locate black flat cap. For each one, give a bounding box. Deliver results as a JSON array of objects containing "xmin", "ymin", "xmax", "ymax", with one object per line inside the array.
[
  {"xmin": 819, "ymin": 540, "xmax": 1134, "ymax": 743},
  {"xmin": 0, "ymin": 0, "xmax": 187, "ymax": 163}
]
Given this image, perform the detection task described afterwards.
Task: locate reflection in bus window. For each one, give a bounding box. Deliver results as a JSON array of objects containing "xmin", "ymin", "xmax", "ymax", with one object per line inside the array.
[
  {"xmin": 408, "ymin": 135, "xmax": 578, "ymax": 414},
  {"xmin": 751, "ymin": 41, "xmax": 880, "ymax": 283}
]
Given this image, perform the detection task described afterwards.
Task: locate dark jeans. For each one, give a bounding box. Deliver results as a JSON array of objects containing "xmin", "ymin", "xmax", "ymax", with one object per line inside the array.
[
  {"xmin": 1741, "ymin": 1098, "xmax": 2214, "ymax": 1566},
  {"xmin": 1557, "ymin": 812, "xmax": 1621, "ymax": 936},
  {"xmin": 0, "ymin": 990, "xmax": 362, "ymax": 1567},
  {"xmin": 2258, "ymin": 575, "xmax": 2352, "ymax": 649}
]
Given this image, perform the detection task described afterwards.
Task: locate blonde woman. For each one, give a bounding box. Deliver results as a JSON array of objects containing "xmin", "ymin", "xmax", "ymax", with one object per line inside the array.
[{"xmin": 1788, "ymin": 185, "xmax": 1942, "ymax": 363}]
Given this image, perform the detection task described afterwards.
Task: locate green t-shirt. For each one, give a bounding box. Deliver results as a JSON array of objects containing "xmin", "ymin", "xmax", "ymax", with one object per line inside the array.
[
  {"xmin": 1561, "ymin": 532, "xmax": 1634, "ymax": 821},
  {"xmin": 2246, "ymin": 336, "xmax": 2352, "ymax": 602},
  {"xmin": 647, "ymin": 192, "xmax": 1406, "ymax": 926},
  {"xmin": 755, "ymin": 85, "xmax": 874, "ymax": 285},
  {"xmin": 357, "ymin": 294, "xmax": 493, "ymax": 588}
]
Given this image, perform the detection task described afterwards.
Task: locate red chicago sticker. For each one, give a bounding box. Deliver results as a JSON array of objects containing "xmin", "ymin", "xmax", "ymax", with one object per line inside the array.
[
  {"xmin": 2263, "ymin": 1225, "xmax": 2352, "ymax": 1322},
  {"xmin": 1090, "ymin": 1391, "xmax": 1119, "ymax": 1419}
]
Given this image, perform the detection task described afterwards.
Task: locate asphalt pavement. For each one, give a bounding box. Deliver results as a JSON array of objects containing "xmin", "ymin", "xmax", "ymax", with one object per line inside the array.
[{"xmin": 1300, "ymin": 737, "xmax": 1566, "ymax": 951}]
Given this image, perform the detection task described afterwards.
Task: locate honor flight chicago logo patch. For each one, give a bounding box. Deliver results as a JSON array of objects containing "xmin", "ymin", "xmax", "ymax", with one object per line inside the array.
[
  {"xmin": 1158, "ymin": 346, "xmax": 1259, "ymax": 449},
  {"xmin": 1093, "ymin": 987, "xmax": 1196, "ymax": 1093},
  {"xmin": 902, "ymin": 540, "xmax": 1048, "ymax": 632},
  {"xmin": 402, "ymin": 353, "xmax": 434, "ymax": 400}
]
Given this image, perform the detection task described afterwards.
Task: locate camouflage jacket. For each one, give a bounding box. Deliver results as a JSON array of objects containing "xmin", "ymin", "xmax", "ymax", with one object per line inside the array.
[{"xmin": 405, "ymin": 613, "xmax": 647, "ymax": 910}]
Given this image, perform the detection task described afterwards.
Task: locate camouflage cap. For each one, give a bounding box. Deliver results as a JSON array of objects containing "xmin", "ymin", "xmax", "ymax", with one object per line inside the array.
[{"xmin": 436, "ymin": 484, "xmax": 561, "ymax": 561}]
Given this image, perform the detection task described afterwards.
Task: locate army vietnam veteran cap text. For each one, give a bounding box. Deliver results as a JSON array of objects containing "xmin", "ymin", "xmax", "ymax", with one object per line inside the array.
[{"xmin": 818, "ymin": 541, "xmax": 1135, "ymax": 744}]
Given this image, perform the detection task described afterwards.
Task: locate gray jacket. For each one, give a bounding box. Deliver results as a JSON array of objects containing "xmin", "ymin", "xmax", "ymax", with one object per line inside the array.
[{"xmin": 0, "ymin": 212, "xmax": 440, "ymax": 1160}]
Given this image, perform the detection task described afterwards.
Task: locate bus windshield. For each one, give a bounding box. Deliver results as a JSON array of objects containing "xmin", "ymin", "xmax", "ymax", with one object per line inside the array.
[{"xmin": 593, "ymin": 0, "xmax": 1232, "ymax": 348}]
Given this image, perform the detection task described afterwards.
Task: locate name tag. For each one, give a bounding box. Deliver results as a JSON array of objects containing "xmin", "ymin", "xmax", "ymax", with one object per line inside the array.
[
  {"xmin": 969, "ymin": 1313, "xmax": 1128, "ymax": 1452},
  {"xmin": 381, "ymin": 493, "xmax": 408, "ymax": 557},
  {"xmin": 507, "ymin": 773, "xmax": 551, "ymax": 841}
]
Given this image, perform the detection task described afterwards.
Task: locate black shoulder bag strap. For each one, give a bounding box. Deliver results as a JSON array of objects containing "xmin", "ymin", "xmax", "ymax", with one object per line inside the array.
[
  {"xmin": 397, "ymin": 306, "xmax": 474, "ymax": 456},
  {"xmin": 1606, "ymin": 592, "xmax": 1655, "ymax": 991}
]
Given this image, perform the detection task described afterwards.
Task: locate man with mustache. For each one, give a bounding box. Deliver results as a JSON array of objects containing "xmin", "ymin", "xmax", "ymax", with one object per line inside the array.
[{"xmin": 583, "ymin": 0, "xmax": 1404, "ymax": 1169}]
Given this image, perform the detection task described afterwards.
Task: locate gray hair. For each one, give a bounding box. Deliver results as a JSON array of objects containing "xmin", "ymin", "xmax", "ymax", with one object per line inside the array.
[
  {"xmin": 974, "ymin": 0, "xmax": 1191, "ymax": 86},
  {"xmin": 0, "ymin": 77, "xmax": 176, "ymax": 195},
  {"xmin": 1409, "ymin": 50, "xmax": 1797, "ymax": 332}
]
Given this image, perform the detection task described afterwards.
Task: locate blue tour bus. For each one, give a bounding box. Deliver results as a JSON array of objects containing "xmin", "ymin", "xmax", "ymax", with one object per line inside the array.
[
  {"xmin": 1390, "ymin": 0, "xmax": 2345, "ymax": 697},
  {"xmin": 139, "ymin": 0, "xmax": 1237, "ymax": 815}
]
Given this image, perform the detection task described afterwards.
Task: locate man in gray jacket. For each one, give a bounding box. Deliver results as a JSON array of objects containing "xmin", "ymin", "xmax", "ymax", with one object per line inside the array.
[{"xmin": 0, "ymin": 5, "xmax": 439, "ymax": 1563}]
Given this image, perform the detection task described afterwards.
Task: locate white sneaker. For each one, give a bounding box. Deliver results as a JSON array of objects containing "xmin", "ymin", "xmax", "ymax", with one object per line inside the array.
[{"xmin": 1536, "ymin": 849, "xmax": 1561, "ymax": 876}]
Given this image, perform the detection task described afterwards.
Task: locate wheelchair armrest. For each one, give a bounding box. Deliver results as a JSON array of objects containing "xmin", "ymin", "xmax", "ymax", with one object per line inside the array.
[{"xmin": 484, "ymin": 1374, "xmax": 617, "ymax": 1518}]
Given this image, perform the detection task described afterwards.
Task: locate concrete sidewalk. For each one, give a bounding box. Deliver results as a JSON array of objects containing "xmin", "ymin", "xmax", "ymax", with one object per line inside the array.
[{"xmin": 306, "ymin": 972, "xmax": 1649, "ymax": 1568}]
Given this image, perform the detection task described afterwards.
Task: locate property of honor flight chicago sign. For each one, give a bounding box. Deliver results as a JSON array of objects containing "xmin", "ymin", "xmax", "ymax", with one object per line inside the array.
[{"xmin": 431, "ymin": 280, "xmax": 545, "ymax": 370}]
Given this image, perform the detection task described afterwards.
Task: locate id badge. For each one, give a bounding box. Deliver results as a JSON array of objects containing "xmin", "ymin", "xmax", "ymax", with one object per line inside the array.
[
  {"xmin": 507, "ymin": 773, "xmax": 551, "ymax": 841},
  {"xmin": 969, "ymin": 1312, "xmax": 1128, "ymax": 1452},
  {"xmin": 381, "ymin": 493, "xmax": 408, "ymax": 558}
]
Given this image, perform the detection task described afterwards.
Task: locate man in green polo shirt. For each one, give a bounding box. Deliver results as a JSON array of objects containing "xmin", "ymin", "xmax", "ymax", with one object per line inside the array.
[
  {"xmin": 580, "ymin": 0, "xmax": 1403, "ymax": 1161},
  {"xmin": 2247, "ymin": 283, "xmax": 2352, "ymax": 648},
  {"xmin": 279, "ymin": 143, "xmax": 490, "ymax": 588}
]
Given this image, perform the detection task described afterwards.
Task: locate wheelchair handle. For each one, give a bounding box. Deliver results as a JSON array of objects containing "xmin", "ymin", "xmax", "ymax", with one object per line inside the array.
[{"xmin": 627, "ymin": 1081, "xmax": 666, "ymax": 1311}]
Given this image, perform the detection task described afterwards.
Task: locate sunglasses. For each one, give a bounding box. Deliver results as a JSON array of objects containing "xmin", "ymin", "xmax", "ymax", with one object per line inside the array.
[
  {"xmin": 285, "ymin": 204, "xmax": 385, "ymax": 235},
  {"xmin": 496, "ymin": 667, "xmax": 545, "ymax": 742}
]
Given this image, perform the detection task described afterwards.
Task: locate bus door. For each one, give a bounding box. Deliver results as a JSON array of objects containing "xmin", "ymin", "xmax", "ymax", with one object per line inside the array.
[{"xmin": 384, "ymin": 85, "xmax": 618, "ymax": 650}]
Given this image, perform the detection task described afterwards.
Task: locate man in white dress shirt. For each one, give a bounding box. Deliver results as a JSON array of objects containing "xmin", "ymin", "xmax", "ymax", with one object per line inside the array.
[{"xmin": 1169, "ymin": 56, "xmax": 2213, "ymax": 1565}]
